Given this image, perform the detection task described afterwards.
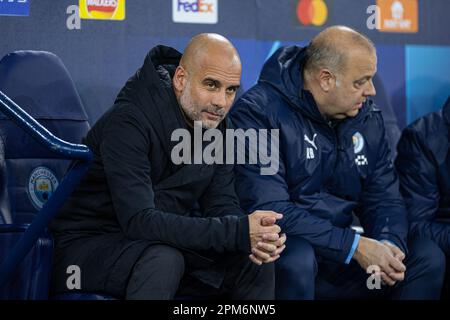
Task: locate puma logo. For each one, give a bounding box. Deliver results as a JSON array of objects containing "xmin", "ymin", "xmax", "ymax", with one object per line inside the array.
[{"xmin": 304, "ymin": 133, "xmax": 318, "ymax": 150}]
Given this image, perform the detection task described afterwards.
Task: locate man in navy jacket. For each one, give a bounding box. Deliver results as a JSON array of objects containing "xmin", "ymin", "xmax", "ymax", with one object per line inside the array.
[
  {"xmin": 396, "ymin": 97, "xmax": 450, "ymax": 297},
  {"xmin": 230, "ymin": 26, "xmax": 444, "ymax": 299}
]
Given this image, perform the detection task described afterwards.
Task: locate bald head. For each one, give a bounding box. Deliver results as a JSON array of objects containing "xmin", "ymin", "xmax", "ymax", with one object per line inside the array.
[
  {"xmin": 172, "ymin": 33, "xmax": 242, "ymax": 129},
  {"xmin": 180, "ymin": 33, "xmax": 241, "ymax": 76},
  {"xmin": 304, "ymin": 25, "xmax": 375, "ymax": 75}
]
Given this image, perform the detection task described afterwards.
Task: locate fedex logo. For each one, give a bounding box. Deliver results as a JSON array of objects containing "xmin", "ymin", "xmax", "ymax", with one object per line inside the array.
[
  {"xmin": 172, "ymin": 0, "xmax": 218, "ymax": 24},
  {"xmin": 177, "ymin": 0, "xmax": 213, "ymax": 13}
]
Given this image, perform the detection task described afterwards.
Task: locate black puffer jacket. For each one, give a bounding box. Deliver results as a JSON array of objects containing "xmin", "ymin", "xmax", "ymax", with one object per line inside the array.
[{"xmin": 50, "ymin": 45, "xmax": 249, "ymax": 296}]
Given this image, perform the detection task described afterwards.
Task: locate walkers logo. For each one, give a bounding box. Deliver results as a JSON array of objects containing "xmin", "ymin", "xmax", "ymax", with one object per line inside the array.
[
  {"xmin": 376, "ymin": 0, "xmax": 418, "ymax": 33},
  {"xmin": 172, "ymin": 0, "xmax": 218, "ymax": 24},
  {"xmin": 296, "ymin": 0, "xmax": 328, "ymax": 27},
  {"xmin": 0, "ymin": 0, "xmax": 29, "ymax": 17},
  {"xmin": 79, "ymin": 0, "xmax": 125, "ymax": 20}
]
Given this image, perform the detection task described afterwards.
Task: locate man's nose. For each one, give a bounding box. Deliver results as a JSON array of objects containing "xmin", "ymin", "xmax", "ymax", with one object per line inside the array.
[
  {"xmin": 211, "ymin": 91, "xmax": 228, "ymax": 109},
  {"xmin": 365, "ymin": 79, "xmax": 376, "ymax": 97}
]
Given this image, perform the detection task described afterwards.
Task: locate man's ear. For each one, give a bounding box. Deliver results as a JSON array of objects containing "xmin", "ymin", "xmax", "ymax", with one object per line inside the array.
[
  {"xmin": 173, "ymin": 65, "xmax": 187, "ymax": 92},
  {"xmin": 317, "ymin": 69, "xmax": 334, "ymax": 92}
]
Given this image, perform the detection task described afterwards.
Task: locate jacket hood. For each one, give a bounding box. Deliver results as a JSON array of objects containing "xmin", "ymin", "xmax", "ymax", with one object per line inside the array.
[
  {"xmin": 115, "ymin": 45, "xmax": 181, "ymax": 107},
  {"xmin": 112, "ymin": 45, "xmax": 186, "ymax": 159},
  {"xmin": 258, "ymin": 45, "xmax": 323, "ymax": 122},
  {"xmin": 258, "ymin": 45, "xmax": 372, "ymax": 123},
  {"xmin": 258, "ymin": 46, "xmax": 306, "ymax": 106},
  {"xmin": 443, "ymin": 96, "xmax": 450, "ymax": 126}
]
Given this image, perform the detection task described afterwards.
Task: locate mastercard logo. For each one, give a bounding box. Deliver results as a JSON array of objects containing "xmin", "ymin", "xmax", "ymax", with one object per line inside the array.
[
  {"xmin": 296, "ymin": 0, "xmax": 328, "ymax": 26},
  {"xmin": 79, "ymin": 0, "xmax": 125, "ymax": 20}
]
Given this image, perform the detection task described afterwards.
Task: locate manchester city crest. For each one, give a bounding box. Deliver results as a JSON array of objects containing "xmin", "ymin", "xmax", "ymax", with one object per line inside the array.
[
  {"xmin": 28, "ymin": 166, "xmax": 59, "ymax": 210},
  {"xmin": 352, "ymin": 132, "xmax": 365, "ymax": 154}
]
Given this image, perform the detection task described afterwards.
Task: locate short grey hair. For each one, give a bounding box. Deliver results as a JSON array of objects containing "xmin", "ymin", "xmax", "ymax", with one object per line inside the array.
[{"xmin": 304, "ymin": 26, "xmax": 375, "ymax": 75}]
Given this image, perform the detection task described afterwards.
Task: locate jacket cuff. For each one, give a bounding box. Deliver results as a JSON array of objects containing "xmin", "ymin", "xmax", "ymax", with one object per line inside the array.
[
  {"xmin": 314, "ymin": 227, "xmax": 357, "ymax": 264},
  {"xmin": 237, "ymin": 215, "xmax": 251, "ymax": 253},
  {"xmin": 344, "ymin": 234, "xmax": 360, "ymax": 264}
]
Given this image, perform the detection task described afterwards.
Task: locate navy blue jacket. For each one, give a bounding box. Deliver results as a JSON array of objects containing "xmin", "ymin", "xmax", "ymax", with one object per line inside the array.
[
  {"xmin": 396, "ymin": 97, "xmax": 450, "ymax": 255},
  {"xmin": 230, "ymin": 46, "xmax": 408, "ymax": 263}
]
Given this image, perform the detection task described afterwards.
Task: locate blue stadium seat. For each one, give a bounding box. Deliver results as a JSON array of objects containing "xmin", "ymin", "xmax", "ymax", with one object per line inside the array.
[{"xmin": 0, "ymin": 51, "xmax": 91, "ymax": 299}]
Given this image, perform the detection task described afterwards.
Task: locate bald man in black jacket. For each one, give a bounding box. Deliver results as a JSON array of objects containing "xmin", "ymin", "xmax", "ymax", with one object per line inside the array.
[{"xmin": 50, "ymin": 34, "xmax": 285, "ymax": 299}]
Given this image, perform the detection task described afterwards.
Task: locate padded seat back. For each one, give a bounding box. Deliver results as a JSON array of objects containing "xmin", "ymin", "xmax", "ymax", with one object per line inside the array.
[
  {"xmin": 0, "ymin": 51, "xmax": 90, "ymax": 299},
  {"xmin": 0, "ymin": 51, "xmax": 90, "ymax": 224}
]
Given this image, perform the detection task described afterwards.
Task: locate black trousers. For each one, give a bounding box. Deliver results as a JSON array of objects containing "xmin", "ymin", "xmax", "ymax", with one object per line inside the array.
[
  {"xmin": 125, "ymin": 244, "xmax": 275, "ymax": 300},
  {"xmin": 442, "ymin": 255, "xmax": 450, "ymax": 299}
]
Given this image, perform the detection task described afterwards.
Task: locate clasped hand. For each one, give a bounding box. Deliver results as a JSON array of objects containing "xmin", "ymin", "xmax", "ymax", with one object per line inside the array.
[{"xmin": 248, "ymin": 210, "xmax": 286, "ymax": 265}]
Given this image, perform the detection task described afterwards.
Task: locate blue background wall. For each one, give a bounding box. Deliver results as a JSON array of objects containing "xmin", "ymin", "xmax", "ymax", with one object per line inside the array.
[{"xmin": 1, "ymin": 0, "xmax": 449, "ymax": 129}]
